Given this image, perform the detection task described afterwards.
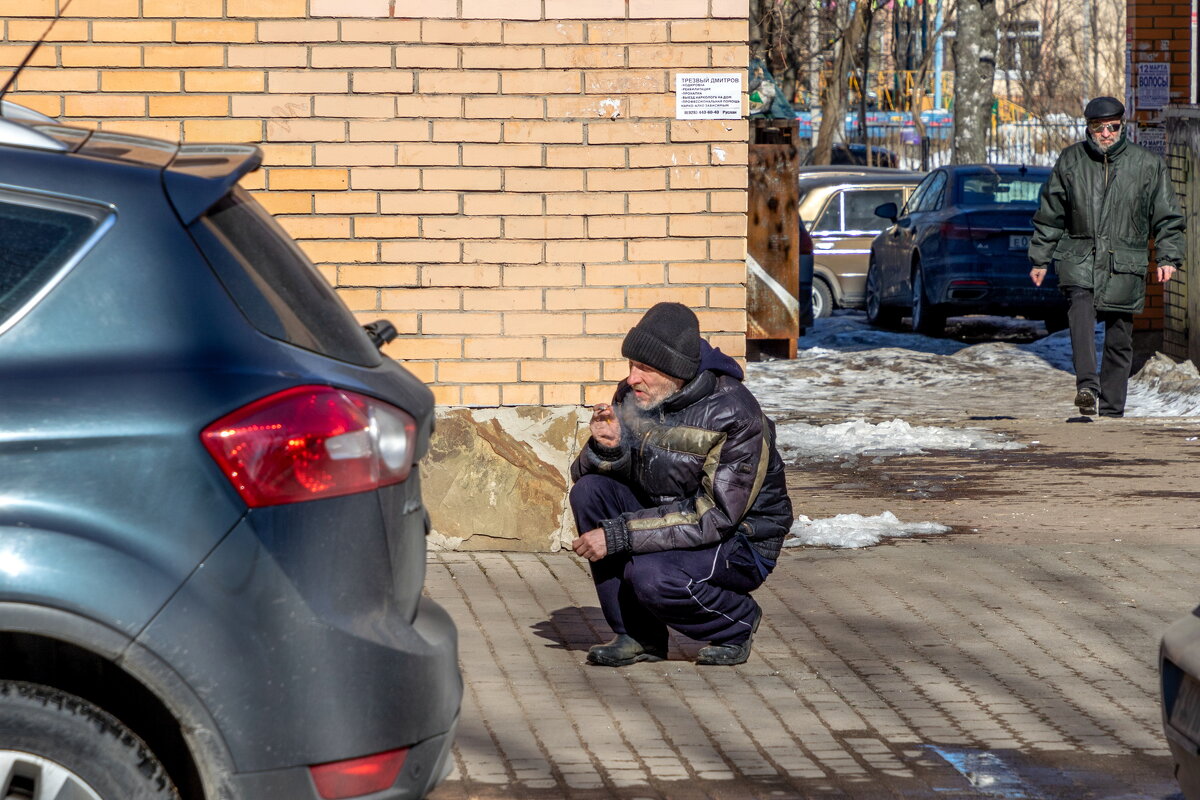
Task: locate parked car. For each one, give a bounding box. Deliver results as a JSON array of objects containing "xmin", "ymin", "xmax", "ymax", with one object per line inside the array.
[
  {"xmin": 1162, "ymin": 605, "xmax": 1200, "ymax": 799},
  {"xmin": 0, "ymin": 101, "xmax": 460, "ymax": 800},
  {"xmin": 802, "ymin": 143, "xmax": 900, "ymax": 168},
  {"xmin": 866, "ymin": 163, "xmax": 1068, "ymax": 335},
  {"xmin": 797, "ymin": 171, "xmax": 925, "ymax": 317}
]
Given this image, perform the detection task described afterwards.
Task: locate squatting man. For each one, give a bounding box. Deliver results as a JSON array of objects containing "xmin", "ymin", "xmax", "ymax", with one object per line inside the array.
[
  {"xmin": 569, "ymin": 302, "xmax": 793, "ymax": 667},
  {"xmin": 1029, "ymin": 95, "xmax": 1185, "ymax": 418}
]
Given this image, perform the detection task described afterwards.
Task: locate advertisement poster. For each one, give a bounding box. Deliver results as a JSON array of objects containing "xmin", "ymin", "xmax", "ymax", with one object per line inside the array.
[
  {"xmin": 1137, "ymin": 62, "xmax": 1171, "ymax": 109},
  {"xmin": 1137, "ymin": 125, "xmax": 1167, "ymax": 156},
  {"xmin": 675, "ymin": 73, "xmax": 743, "ymax": 120}
]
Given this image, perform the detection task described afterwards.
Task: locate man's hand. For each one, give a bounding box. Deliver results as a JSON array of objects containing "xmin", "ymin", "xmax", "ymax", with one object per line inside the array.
[
  {"xmin": 589, "ymin": 403, "xmax": 620, "ymax": 449},
  {"xmin": 1156, "ymin": 264, "xmax": 1177, "ymax": 283},
  {"xmin": 572, "ymin": 528, "xmax": 608, "ymax": 562},
  {"xmin": 1030, "ymin": 267, "xmax": 1047, "ymax": 287}
]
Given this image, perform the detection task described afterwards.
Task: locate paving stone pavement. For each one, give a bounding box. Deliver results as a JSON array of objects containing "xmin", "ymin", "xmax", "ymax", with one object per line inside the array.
[{"xmin": 424, "ymin": 538, "xmax": 1198, "ymax": 800}]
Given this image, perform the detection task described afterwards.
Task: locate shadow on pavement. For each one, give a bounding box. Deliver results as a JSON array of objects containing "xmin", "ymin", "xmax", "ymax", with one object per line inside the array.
[{"xmin": 531, "ymin": 606, "xmax": 605, "ymax": 652}]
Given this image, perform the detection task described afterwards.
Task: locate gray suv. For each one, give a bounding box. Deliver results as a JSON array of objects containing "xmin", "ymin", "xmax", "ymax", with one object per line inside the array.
[{"xmin": 0, "ymin": 101, "xmax": 460, "ymax": 800}]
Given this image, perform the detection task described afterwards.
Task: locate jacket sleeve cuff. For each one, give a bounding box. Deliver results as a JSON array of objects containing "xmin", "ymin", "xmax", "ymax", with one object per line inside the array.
[
  {"xmin": 601, "ymin": 517, "xmax": 630, "ymax": 556},
  {"xmin": 589, "ymin": 439, "xmax": 623, "ymax": 460}
]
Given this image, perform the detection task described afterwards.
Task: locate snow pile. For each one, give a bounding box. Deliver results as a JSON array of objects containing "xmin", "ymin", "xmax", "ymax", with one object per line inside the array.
[
  {"xmin": 784, "ymin": 511, "xmax": 951, "ymax": 549},
  {"xmin": 1127, "ymin": 353, "xmax": 1200, "ymax": 417},
  {"xmin": 775, "ymin": 417, "xmax": 1024, "ymax": 462},
  {"xmin": 747, "ymin": 313, "xmax": 1200, "ymax": 418},
  {"xmin": 1018, "ymin": 327, "xmax": 1078, "ymax": 371}
]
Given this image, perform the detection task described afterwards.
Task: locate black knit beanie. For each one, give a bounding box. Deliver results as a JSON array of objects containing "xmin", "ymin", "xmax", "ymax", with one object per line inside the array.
[{"xmin": 621, "ymin": 302, "xmax": 701, "ymax": 381}]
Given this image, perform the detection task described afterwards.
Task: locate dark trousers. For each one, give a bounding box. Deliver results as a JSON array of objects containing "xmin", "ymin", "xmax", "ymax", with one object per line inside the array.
[
  {"xmin": 1066, "ymin": 286, "xmax": 1134, "ymax": 417},
  {"xmin": 569, "ymin": 473, "xmax": 764, "ymax": 648}
]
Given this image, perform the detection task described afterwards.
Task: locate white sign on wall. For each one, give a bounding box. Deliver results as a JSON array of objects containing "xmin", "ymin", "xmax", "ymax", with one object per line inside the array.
[
  {"xmin": 674, "ymin": 73, "xmax": 743, "ymax": 120},
  {"xmin": 1137, "ymin": 62, "xmax": 1171, "ymax": 109},
  {"xmin": 1137, "ymin": 125, "xmax": 1167, "ymax": 156}
]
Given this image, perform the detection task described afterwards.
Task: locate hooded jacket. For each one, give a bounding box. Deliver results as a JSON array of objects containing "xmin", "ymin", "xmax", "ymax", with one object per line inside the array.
[
  {"xmin": 570, "ymin": 341, "xmax": 793, "ymax": 564},
  {"xmin": 1028, "ymin": 131, "xmax": 1185, "ymax": 314}
]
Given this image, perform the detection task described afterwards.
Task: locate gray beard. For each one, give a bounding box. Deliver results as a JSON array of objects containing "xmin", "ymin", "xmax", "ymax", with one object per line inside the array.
[
  {"xmin": 1088, "ymin": 131, "xmax": 1116, "ymax": 153},
  {"xmin": 633, "ymin": 395, "xmax": 666, "ymax": 412}
]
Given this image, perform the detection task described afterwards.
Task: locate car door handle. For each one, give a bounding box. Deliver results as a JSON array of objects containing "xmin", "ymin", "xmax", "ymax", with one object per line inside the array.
[{"xmin": 815, "ymin": 242, "xmax": 836, "ymax": 250}]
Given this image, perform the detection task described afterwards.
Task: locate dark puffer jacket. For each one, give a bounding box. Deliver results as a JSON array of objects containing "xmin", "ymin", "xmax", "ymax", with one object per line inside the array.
[
  {"xmin": 570, "ymin": 341, "xmax": 793, "ymax": 564},
  {"xmin": 1028, "ymin": 131, "xmax": 1185, "ymax": 314}
]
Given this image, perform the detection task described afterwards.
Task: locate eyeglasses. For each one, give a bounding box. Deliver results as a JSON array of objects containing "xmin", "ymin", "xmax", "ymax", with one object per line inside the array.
[{"xmin": 1088, "ymin": 121, "xmax": 1122, "ymax": 134}]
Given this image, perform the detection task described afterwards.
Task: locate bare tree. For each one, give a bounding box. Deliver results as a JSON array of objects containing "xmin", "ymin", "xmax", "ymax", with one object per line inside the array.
[
  {"xmin": 952, "ymin": 0, "xmax": 998, "ymax": 162},
  {"xmin": 992, "ymin": 0, "xmax": 1124, "ymax": 119},
  {"xmin": 907, "ymin": 13, "xmax": 952, "ymax": 169},
  {"xmin": 750, "ymin": 0, "xmax": 827, "ymax": 110},
  {"xmin": 811, "ymin": 3, "xmax": 868, "ymax": 164}
]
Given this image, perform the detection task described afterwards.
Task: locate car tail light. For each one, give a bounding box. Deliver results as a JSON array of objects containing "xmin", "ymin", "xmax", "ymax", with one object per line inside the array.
[
  {"xmin": 950, "ymin": 279, "xmax": 989, "ymax": 287},
  {"xmin": 309, "ymin": 748, "xmax": 409, "ymax": 799},
  {"xmin": 201, "ymin": 385, "xmax": 417, "ymax": 507},
  {"xmin": 939, "ymin": 222, "xmax": 977, "ymax": 239}
]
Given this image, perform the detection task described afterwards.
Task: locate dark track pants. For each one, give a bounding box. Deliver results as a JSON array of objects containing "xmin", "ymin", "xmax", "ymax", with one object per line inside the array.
[
  {"xmin": 1065, "ymin": 286, "xmax": 1134, "ymax": 416},
  {"xmin": 569, "ymin": 473, "xmax": 764, "ymax": 648}
]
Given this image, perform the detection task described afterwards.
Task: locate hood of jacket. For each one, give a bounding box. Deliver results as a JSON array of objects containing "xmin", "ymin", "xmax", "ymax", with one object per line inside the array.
[{"xmin": 661, "ymin": 340, "xmax": 743, "ymax": 413}]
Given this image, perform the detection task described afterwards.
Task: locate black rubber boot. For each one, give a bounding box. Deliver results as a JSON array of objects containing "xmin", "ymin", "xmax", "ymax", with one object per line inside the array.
[
  {"xmin": 586, "ymin": 634, "xmax": 667, "ymax": 667},
  {"xmin": 1074, "ymin": 388, "xmax": 1098, "ymax": 416},
  {"xmin": 695, "ymin": 611, "xmax": 760, "ymax": 666}
]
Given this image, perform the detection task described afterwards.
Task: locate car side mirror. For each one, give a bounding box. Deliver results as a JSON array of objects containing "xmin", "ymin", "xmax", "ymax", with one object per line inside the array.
[{"xmin": 874, "ymin": 202, "xmax": 898, "ymax": 222}]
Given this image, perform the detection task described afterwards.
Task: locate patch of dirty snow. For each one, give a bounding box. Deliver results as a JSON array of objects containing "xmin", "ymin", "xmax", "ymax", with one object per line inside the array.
[
  {"xmin": 747, "ymin": 312, "xmax": 1200, "ymax": 418},
  {"xmin": 784, "ymin": 511, "xmax": 951, "ymax": 549},
  {"xmin": 775, "ymin": 417, "xmax": 1024, "ymax": 462},
  {"xmin": 1126, "ymin": 353, "xmax": 1200, "ymax": 417}
]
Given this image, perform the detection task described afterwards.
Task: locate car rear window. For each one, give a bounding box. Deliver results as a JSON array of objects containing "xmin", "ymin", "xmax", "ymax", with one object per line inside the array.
[
  {"xmin": 191, "ymin": 187, "xmax": 380, "ymax": 367},
  {"xmin": 814, "ymin": 188, "xmax": 906, "ymax": 233},
  {"xmin": 957, "ymin": 174, "xmax": 1045, "ymax": 205},
  {"xmin": 0, "ymin": 192, "xmax": 108, "ymax": 333}
]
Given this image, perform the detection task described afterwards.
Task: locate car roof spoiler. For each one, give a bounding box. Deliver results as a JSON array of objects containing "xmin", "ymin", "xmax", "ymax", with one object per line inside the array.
[
  {"xmin": 0, "ymin": 100, "xmax": 262, "ymax": 223},
  {"xmin": 164, "ymin": 144, "xmax": 264, "ymax": 223}
]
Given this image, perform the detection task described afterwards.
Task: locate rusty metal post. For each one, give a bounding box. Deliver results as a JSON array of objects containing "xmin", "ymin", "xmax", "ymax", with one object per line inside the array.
[{"xmin": 746, "ymin": 118, "xmax": 802, "ymax": 360}]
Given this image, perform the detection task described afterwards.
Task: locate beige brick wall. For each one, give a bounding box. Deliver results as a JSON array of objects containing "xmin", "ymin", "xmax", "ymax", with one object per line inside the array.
[{"xmin": 3, "ymin": 0, "xmax": 750, "ymax": 407}]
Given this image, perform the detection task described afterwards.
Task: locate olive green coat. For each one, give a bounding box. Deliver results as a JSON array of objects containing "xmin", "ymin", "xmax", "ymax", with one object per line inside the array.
[{"xmin": 1028, "ymin": 133, "xmax": 1185, "ymax": 313}]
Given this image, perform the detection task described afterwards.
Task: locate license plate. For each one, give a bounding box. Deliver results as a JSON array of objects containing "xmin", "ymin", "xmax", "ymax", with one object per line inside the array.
[
  {"xmin": 1171, "ymin": 673, "xmax": 1200, "ymax": 744},
  {"xmin": 1009, "ymin": 235, "xmax": 1030, "ymax": 250}
]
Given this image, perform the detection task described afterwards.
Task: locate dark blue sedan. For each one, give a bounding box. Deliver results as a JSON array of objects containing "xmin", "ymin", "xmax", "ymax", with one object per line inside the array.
[{"xmin": 865, "ymin": 164, "xmax": 1068, "ymax": 335}]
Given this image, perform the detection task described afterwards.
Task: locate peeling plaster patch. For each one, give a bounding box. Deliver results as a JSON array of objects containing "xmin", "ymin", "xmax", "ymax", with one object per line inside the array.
[
  {"xmin": 423, "ymin": 406, "xmax": 587, "ymax": 551},
  {"xmin": 427, "ymin": 531, "xmax": 465, "ymax": 551},
  {"xmin": 469, "ymin": 405, "xmax": 585, "ymax": 469},
  {"xmin": 713, "ymin": 147, "xmax": 728, "ymax": 162},
  {"xmin": 599, "ymin": 98, "xmax": 621, "ymax": 119}
]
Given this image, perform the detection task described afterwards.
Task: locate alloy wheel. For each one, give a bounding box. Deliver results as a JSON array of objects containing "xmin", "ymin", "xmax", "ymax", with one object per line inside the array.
[{"xmin": 0, "ymin": 750, "xmax": 104, "ymax": 800}]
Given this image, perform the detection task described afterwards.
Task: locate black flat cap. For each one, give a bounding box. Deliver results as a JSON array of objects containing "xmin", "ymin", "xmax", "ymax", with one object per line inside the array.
[{"xmin": 1084, "ymin": 96, "xmax": 1125, "ymax": 120}]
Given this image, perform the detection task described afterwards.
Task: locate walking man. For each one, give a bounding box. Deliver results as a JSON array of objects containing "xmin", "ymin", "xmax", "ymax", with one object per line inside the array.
[
  {"xmin": 569, "ymin": 302, "xmax": 793, "ymax": 667},
  {"xmin": 1029, "ymin": 96, "xmax": 1185, "ymax": 417}
]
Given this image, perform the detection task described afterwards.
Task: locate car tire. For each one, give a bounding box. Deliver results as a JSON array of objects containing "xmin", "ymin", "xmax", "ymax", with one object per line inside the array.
[
  {"xmin": 812, "ymin": 278, "xmax": 833, "ymax": 319},
  {"xmin": 911, "ymin": 266, "xmax": 946, "ymax": 336},
  {"xmin": 865, "ymin": 259, "xmax": 902, "ymax": 328},
  {"xmin": 0, "ymin": 681, "xmax": 179, "ymax": 800}
]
